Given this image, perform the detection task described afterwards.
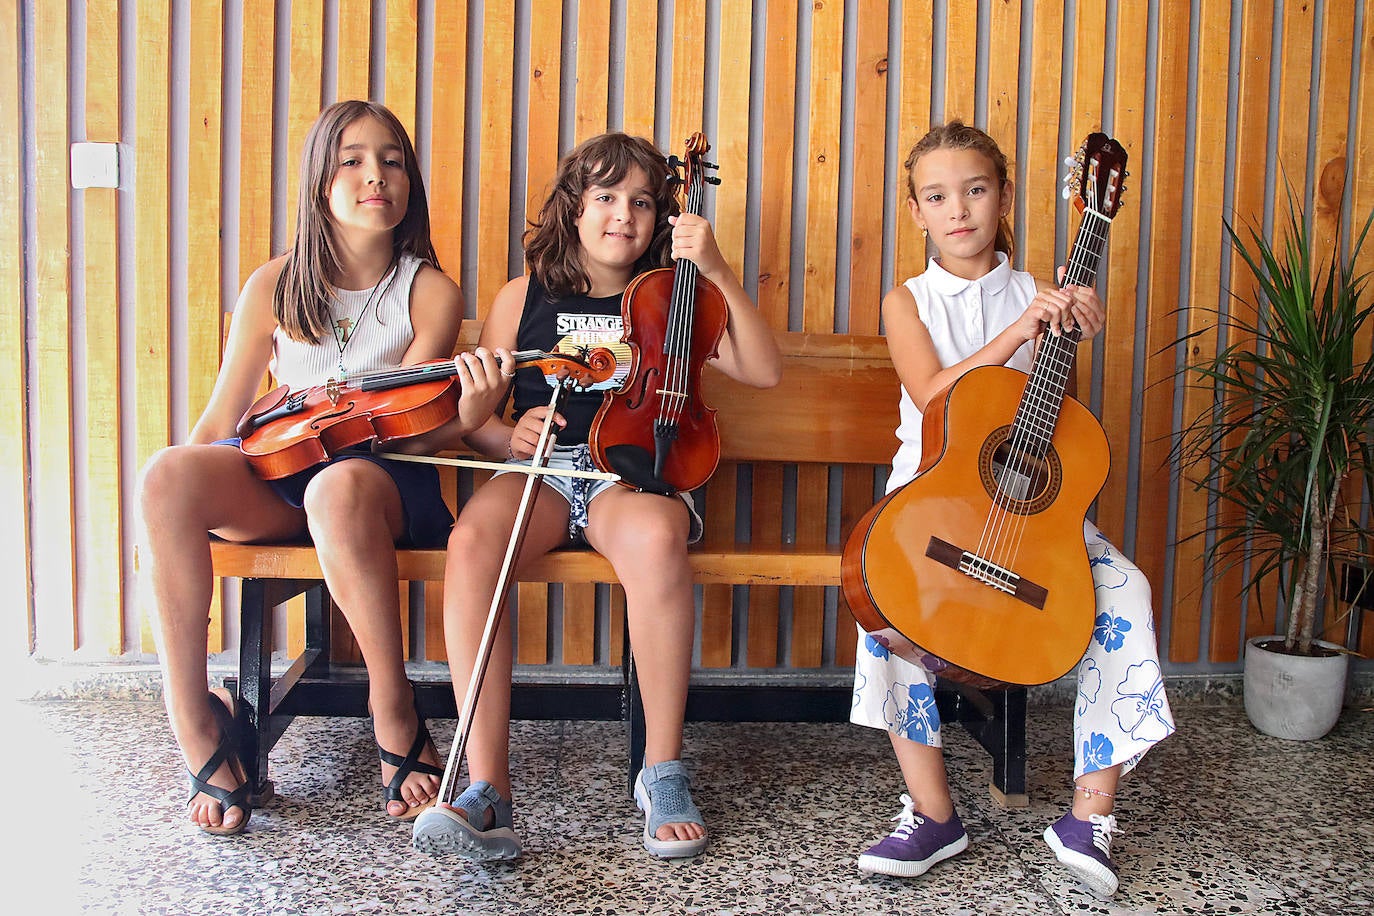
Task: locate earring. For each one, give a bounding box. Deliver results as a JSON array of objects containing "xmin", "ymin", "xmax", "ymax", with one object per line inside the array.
[{"xmin": 921, "ymin": 227, "xmax": 928, "ymax": 239}]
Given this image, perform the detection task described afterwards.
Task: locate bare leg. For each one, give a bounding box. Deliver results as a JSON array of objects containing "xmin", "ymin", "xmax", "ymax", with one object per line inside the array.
[
  {"xmin": 1072, "ymin": 764, "xmax": 1121, "ymax": 818},
  {"xmin": 585, "ymin": 489, "xmax": 702, "ymax": 844},
  {"xmin": 137, "ymin": 444, "xmax": 304, "ymax": 830},
  {"xmin": 301, "ymin": 459, "xmax": 435, "ymax": 816},
  {"xmin": 442, "ymin": 474, "xmax": 572, "ymax": 807},
  {"xmin": 890, "ymin": 732, "xmax": 955, "ymax": 822}
]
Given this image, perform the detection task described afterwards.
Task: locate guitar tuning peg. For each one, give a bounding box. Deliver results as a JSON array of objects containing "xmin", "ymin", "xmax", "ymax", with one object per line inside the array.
[
  {"xmin": 1061, "ymin": 184, "xmax": 1072, "ymax": 200},
  {"xmin": 1063, "ymin": 156, "xmax": 1078, "ymax": 167}
]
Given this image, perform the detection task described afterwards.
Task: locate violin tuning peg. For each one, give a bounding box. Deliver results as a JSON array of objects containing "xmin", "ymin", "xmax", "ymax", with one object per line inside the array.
[
  {"xmin": 703, "ymin": 160, "xmax": 719, "ymax": 170},
  {"xmin": 667, "ymin": 155, "xmax": 685, "ymax": 169},
  {"xmin": 706, "ymin": 176, "xmax": 721, "ymax": 186}
]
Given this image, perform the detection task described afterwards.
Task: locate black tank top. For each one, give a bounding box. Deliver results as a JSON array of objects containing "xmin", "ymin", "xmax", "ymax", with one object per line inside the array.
[{"xmin": 511, "ymin": 277, "xmax": 630, "ymax": 444}]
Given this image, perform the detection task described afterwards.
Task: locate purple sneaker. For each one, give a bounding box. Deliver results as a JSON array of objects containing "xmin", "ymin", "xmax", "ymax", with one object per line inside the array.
[
  {"xmin": 857, "ymin": 794, "xmax": 969, "ymax": 878},
  {"xmin": 1043, "ymin": 811, "xmax": 1120, "ymax": 897}
]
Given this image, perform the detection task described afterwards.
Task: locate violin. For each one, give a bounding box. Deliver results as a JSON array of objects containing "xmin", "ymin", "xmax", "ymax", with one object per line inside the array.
[
  {"xmin": 588, "ymin": 133, "xmax": 727, "ymax": 495},
  {"xmin": 237, "ymin": 348, "xmax": 617, "ymax": 480}
]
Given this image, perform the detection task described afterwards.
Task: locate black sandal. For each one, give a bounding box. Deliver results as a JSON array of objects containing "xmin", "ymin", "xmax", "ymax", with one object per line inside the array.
[
  {"xmin": 378, "ymin": 686, "xmax": 444, "ymax": 819},
  {"xmin": 186, "ymin": 691, "xmax": 253, "ymax": 836}
]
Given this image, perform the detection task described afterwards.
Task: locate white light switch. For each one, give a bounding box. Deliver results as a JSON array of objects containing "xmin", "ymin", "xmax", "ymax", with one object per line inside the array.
[{"xmin": 71, "ymin": 142, "xmax": 120, "ymax": 189}]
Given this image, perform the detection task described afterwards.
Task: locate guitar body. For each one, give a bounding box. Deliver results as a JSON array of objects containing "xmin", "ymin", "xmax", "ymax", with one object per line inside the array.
[{"xmin": 842, "ymin": 365, "xmax": 1109, "ymax": 685}]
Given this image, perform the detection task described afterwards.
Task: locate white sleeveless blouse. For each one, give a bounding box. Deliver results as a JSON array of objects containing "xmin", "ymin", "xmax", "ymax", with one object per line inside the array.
[
  {"xmin": 268, "ymin": 252, "xmax": 424, "ymax": 390},
  {"xmin": 888, "ymin": 252, "xmax": 1039, "ymax": 492}
]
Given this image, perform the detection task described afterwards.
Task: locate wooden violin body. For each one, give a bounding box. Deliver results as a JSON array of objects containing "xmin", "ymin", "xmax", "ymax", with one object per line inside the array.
[
  {"xmin": 589, "ymin": 132, "xmax": 726, "ymax": 495},
  {"xmin": 841, "ymin": 366, "xmax": 1107, "ymax": 686},
  {"xmin": 238, "ymin": 349, "xmax": 616, "ymax": 480}
]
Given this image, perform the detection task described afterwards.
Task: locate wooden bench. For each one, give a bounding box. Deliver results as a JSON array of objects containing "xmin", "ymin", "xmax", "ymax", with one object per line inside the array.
[{"xmin": 211, "ymin": 327, "xmax": 1029, "ymax": 807}]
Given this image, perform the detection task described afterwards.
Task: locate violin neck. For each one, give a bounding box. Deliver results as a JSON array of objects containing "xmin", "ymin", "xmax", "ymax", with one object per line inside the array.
[
  {"xmin": 355, "ymin": 349, "xmax": 547, "ymax": 392},
  {"xmin": 665, "ymin": 168, "xmax": 708, "ymax": 360}
]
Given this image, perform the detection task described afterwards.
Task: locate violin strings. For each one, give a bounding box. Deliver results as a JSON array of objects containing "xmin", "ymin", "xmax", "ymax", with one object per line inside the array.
[{"xmin": 659, "ymin": 164, "xmax": 705, "ymax": 432}]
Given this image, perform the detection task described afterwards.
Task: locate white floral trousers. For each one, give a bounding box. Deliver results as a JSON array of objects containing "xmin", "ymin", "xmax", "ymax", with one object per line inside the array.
[{"xmin": 851, "ymin": 521, "xmax": 1176, "ymax": 779}]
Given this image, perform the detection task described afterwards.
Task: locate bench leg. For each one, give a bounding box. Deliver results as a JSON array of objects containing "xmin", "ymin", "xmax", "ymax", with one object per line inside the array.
[
  {"xmin": 624, "ymin": 634, "xmax": 646, "ymax": 799},
  {"xmin": 984, "ymin": 687, "xmax": 1028, "ymax": 808},
  {"xmin": 237, "ymin": 578, "xmax": 276, "ymax": 805}
]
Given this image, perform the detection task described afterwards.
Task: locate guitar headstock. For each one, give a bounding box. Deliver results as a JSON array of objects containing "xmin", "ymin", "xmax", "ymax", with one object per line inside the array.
[{"xmin": 1062, "ymin": 133, "xmax": 1128, "ymax": 218}]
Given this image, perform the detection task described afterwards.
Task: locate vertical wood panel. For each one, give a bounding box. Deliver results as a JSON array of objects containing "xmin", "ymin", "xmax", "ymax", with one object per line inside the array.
[
  {"xmin": 526, "ymin": 1, "xmax": 563, "ymax": 236},
  {"xmin": 791, "ymin": 464, "xmax": 828, "ymax": 667},
  {"xmin": 714, "ymin": 0, "xmax": 752, "ymax": 282},
  {"xmin": 32, "ymin": 1, "xmax": 75, "ymax": 649},
  {"xmin": 1312, "ymin": 0, "xmax": 1355, "ymax": 266},
  {"xmin": 1022, "ymin": 2, "xmax": 1063, "ymax": 276},
  {"xmin": 1146, "ymin": 0, "xmax": 1191, "ymax": 661},
  {"xmin": 1274, "ymin": 1, "xmax": 1315, "ymax": 206},
  {"xmin": 895, "ymin": 2, "xmax": 934, "ymax": 286},
  {"xmin": 337, "ymin": 0, "xmax": 373, "ymax": 102},
  {"xmin": 756, "ymin": 0, "xmax": 796, "ymax": 326},
  {"xmin": 1175, "ymin": 0, "xmax": 1234, "ymax": 665},
  {"xmin": 239, "ymin": 0, "xmax": 275, "ymax": 288},
  {"xmin": 286, "ymin": 0, "xmax": 324, "ymax": 239},
  {"xmin": 133, "ymin": 2, "xmax": 170, "ymax": 652},
  {"xmin": 848, "ymin": 0, "xmax": 888, "ymax": 336},
  {"xmin": 1, "ymin": 0, "xmax": 32, "ymax": 652},
  {"xmin": 574, "ymin": 0, "xmax": 611, "ymax": 144},
  {"xmin": 942, "ymin": 0, "xmax": 976, "ymax": 123},
  {"xmin": 669, "ymin": 0, "xmax": 706, "ymax": 152},
  {"xmin": 1227, "ymin": 0, "xmax": 1273, "ymax": 653},
  {"xmin": 430, "ymin": 1, "xmax": 468, "ymax": 274},
  {"xmin": 623, "ymin": 1, "xmax": 659, "ymax": 138},
  {"xmin": 83, "ymin": 0, "xmax": 125, "ymax": 656},
  {"xmin": 986, "ymin": 0, "xmax": 1020, "ymax": 172},
  {"xmin": 516, "ymin": 582, "xmax": 549, "ymax": 664},
  {"xmin": 700, "ymin": 464, "xmax": 737, "ymax": 668},
  {"xmin": 803, "ymin": 0, "xmax": 841, "ymax": 333},
  {"xmin": 385, "ymin": 0, "xmax": 419, "ymax": 136},
  {"xmin": 1069, "ymin": 1, "xmax": 1105, "ymax": 394},
  {"xmin": 1098, "ymin": 0, "xmax": 1149, "ymax": 549},
  {"xmin": 477, "ymin": 7, "xmax": 515, "ymax": 309}
]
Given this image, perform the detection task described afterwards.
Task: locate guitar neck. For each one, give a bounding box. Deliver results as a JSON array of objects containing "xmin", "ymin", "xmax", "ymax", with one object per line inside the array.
[{"xmin": 1012, "ymin": 208, "xmax": 1113, "ymax": 453}]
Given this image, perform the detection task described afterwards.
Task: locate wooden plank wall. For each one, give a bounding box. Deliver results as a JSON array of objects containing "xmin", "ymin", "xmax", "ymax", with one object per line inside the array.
[{"xmin": 10, "ymin": 0, "xmax": 1374, "ymax": 674}]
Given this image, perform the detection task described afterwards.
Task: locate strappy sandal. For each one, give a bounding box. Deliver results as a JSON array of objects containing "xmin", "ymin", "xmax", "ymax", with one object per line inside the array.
[
  {"xmin": 186, "ymin": 691, "xmax": 253, "ymax": 836},
  {"xmin": 633, "ymin": 759, "xmax": 708, "ymax": 858},
  {"xmin": 377, "ymin": 687, "xmax": 444, "ymax": 819}
]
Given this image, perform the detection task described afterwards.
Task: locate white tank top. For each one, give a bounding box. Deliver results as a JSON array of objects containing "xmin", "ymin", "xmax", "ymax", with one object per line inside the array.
[
  {"xmin": 269, "ymin": 252, "xmax": 425, "ymax": 390},
  {"xmin": 888, "ymin": 252, "xmax": 1040, "ymax": 492}
]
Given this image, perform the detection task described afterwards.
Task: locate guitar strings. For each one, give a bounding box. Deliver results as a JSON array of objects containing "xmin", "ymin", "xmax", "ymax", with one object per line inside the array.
[{"xmin": 974, "ymin": 210, "xmax": 1111, "ymax": 588}]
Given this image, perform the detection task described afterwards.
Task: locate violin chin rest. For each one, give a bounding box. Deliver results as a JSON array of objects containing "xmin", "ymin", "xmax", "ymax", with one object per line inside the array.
[{"xmin": 601, "ymin": 444, "xmax": 678, "ymax": 496}]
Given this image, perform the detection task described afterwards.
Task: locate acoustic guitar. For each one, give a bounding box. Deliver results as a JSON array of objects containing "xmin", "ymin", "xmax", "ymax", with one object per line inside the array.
[{"xmin": 840, "ymin": 133, "xmax": 1129, "ymax": 687}]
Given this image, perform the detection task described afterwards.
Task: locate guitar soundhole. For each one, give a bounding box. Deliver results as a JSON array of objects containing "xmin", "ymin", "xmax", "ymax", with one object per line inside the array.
[{"xmin": 979, "ymin": 425, "xmax": 1062, "ymax": 514}]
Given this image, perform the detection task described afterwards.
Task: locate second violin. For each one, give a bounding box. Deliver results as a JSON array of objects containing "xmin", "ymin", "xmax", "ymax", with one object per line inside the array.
[{"xmin": 588, "ymin": 133, "xmax": 727, "ymax": 495}]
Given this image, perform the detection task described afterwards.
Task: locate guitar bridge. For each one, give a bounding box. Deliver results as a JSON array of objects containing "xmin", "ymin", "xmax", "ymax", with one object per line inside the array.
[{"xmin": 926, "ymin": 536, "xmax": 1049, "ymax": 610}]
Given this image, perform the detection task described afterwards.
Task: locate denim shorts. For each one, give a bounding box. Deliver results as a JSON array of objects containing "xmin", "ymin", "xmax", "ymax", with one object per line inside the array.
[{"xmin": 495, "ymin": 443, "xmax": 704, "ymax": 544}]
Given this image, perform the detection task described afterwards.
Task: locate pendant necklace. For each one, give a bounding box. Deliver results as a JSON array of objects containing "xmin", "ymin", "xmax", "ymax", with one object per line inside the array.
[{"xmin": 333, "ymin": 255, "xmax": 399, "ymax": 381}]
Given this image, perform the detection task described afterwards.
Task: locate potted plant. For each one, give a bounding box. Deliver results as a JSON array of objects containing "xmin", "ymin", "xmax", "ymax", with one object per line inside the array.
[{"xmin": 1174, "ymin": 192, "xmax": 1374, "ymax": 739}]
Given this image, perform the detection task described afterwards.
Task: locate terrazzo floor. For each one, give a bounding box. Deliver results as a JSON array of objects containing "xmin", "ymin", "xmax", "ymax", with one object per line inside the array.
[{"xmin": 9, "ymin": 691, "xmax": 1372, "ymax": 915}]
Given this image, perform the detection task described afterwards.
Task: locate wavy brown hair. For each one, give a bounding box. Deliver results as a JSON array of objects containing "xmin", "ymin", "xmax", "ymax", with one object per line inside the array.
[
  {"xmin": 904, "ymin": 120, "xmax": 1014, "ymax": 256},
  {"xmin": 274, "ymin": 100, "xmax": 438, "ymax": 343},
  {"xmin": 524, "ymin": 133, "xmax": 678, "ymax": 298}
]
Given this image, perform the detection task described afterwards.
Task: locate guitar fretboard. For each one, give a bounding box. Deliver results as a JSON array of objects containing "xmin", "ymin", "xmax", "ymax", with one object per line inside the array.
[{"xmin": 1010, "ymin": 208, "xmax": 1113, "ymax": 457}]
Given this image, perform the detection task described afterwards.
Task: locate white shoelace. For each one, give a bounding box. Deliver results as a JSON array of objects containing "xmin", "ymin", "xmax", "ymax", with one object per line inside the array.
[
  {"xmin": 888, "ymin": 793, "xmax": 925, "ymax": 839},
  {"xmin": 1087, "ymin": 812, "xmax": 1119, "ymax": 855}
]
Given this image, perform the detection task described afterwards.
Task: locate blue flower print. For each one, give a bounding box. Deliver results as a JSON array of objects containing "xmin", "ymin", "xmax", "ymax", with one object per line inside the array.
[
  {"xmin": 1081, "ymin": 732, "xmax": 1116, "ymax": 772},
  {"xmin": 864, "ymin": 634, "xmax": 892, "ymax": 660},
  {"xmin": 1093, "ymin": 611, "xmax": 1132, "ymax": 652},
  {"xmin": 1076, "ymin": 659, "xmax": 1102, "ymax": 718},
  {"xmin": 1111, "ymin": 659, "xmax": 1175, "ymax": 744},
  {"xmin": 882, "ymin": 681, "xmax": 941, "ymax": 746},
  {"xmin": 1089, "ymin": 549, "xmax": 1131, "ymax": 593},
  {"xmin": 851, "ymin": 671, "xmax": 867, "ymax": 710}
]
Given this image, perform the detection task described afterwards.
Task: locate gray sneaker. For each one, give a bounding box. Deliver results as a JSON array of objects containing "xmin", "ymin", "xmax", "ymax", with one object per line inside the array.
[
  {"xmin": 1043, "ymin": 810, "xmax": 1120, "ymax": 897},
  {"xmin": 411, "ymin": 780, "xmax": 521, "ymax": 861}
]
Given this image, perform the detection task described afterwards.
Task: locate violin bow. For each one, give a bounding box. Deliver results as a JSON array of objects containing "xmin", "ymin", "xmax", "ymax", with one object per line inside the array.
[
  {"xmin": 373, "ymin": 449, "xmax": 618, "ymax": 482},
  {"xmin": 415, "ymin": 380, "xmax": 573, "ymax": 837}
]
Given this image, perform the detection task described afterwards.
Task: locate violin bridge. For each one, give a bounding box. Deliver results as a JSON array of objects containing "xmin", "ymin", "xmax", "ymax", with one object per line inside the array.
[
  {"xmin": 925, "ymin": 536, "xmax": 1049, "ymax": 610},
  {"xmin": 326, "ymin": 378, "xmax": 342, "ymax": 405}
]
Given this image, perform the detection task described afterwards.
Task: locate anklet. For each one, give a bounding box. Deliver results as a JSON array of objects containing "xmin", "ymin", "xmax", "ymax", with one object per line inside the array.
[{"xmin": 1073, "ymin": 784, "xmax": 1115, "ymax": 800}]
